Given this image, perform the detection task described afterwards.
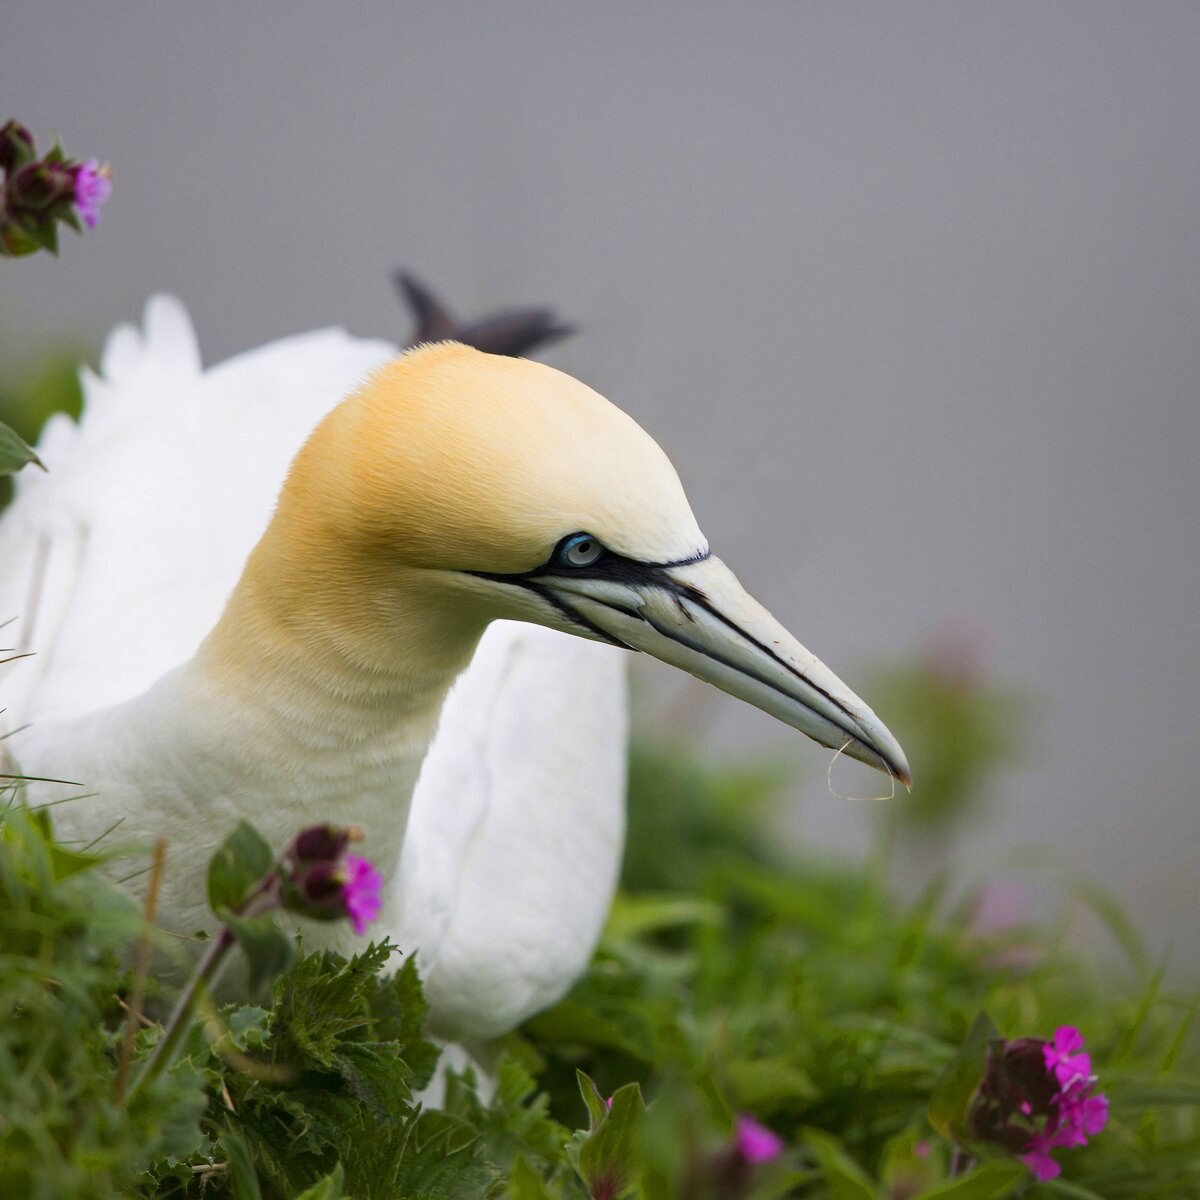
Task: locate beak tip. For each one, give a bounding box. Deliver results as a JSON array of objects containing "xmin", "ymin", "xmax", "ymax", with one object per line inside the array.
[{"xmin": 874, "ymin": 735, "xmax": 912, "ymax": 791}]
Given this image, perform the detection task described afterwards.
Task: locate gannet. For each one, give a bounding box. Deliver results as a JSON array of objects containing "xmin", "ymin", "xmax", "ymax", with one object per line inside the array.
[{"xmin": 0, "ymin": 296, "xmax": 908, "ymax": 1038}]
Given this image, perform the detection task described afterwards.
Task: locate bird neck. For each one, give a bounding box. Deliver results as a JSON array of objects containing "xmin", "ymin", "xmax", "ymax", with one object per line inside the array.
[
  {"xmin": 178, "ymin": 526, "xmax": 489, "ymax": 869},
  {"xmin": 197, "ymin": 531, "xmax": 485, "ymax": 726}
]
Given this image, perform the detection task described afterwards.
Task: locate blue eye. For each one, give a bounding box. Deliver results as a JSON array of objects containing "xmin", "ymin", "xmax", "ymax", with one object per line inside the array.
[{"xmin": 558, "ymin": 533, "xmax": 605, "ymax": 568}]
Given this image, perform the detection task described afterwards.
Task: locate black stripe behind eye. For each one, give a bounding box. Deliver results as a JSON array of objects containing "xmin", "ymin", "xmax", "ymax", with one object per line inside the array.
[{"xmin": 469, "ymin": 546, "xmax": 710, "ymax": 587}]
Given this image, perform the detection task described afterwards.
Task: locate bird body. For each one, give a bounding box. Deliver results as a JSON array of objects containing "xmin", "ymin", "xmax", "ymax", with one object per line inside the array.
[
  {"xmin": 2, "ymin": 298, "xmax": 626, "ymax": 1035},
  {"xmin": 2, "ymin": 294, "xmax": 908, "ymax": 1038}
]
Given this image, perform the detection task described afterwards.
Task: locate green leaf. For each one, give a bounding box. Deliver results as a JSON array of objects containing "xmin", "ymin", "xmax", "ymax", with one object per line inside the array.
[
  {"xmin": 0, "ymin": 420, "xmax": 45, "ymax": 476},
  {"xmin": 294, "ymin": 1164, "xmax": 345, "ymax": 1200},
  {"xmin": 207, "ymin": 820, "xmax": 274, "ymax": 915},
  {"xmin": 577, "ymin": 1081, "xmax": 645, "ymax": 1198},
  {"xmin": 576, "ymin": 1068, "xmax": 610, "ymax": 1129},
  {"xmin": 724, "ymin": 1056, "xmax": 817, "ymax": 1107},
  {"xmin": 1037, "ymin": 1180, "xmax": 1112, "ymax": 1200},
  {"xmin": 29, "ymin": 218, "xmax": 60, "ymax": 255},
  {"xmin": 914, "ymin": 1162, "xmax": 1026, "ymax": 1200},
  {"xmin": 509, "ymin": 1155, "xmax": 555, "ymax": 1200},
  {"xmin": 390, "ymin": 1109, "xmax": 491, "ymax": 1197},
  {"xmin": 48, "ymin": 842, "xmax": 103, "ymax": 881},
  {"xmin": 221, "ymin": 1131, "xmax": 264, "ymax": 1200},
  {"xmin": 929, "ymin": 1012, "xmax": 1000, "ymax": 1140},
  {"xmin": 224, "ymin": 912, "xmax": 296, "ymax": 992},
  {"xmin": 0, "ymin": 221, "xmax": 43, "ymax": 256},
  {"xmin": 803, "ymin": 1128, "xmax": 883, "ymax": 1200}
]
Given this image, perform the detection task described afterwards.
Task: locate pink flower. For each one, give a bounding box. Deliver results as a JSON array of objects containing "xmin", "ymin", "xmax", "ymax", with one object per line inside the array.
[
  {"xmin": 72, "ymin": 159, "xmax": 111, "ymax": 228},
  {"xmin": 1076, "ymin": 1092, "xmax": 1110, "ymax": 1136},
  {"xmin": 1021, "ymin": 1134, "xmax": 1063, "ymax": 1181},
  {"xmin": 1044, "ymin": 1026, "xmax": 1092, "ymax": 1090},
  {"xmin": 343, "ymin": 853, "xmax": 383, "ymax": 933},
  {"xmin": 969, "ymin": 1025, "xmax": 1107, "ymax": 1182},
  {"xmin": 735, "ymin": 1115, "xmax": 784, "ymax": 1164}
]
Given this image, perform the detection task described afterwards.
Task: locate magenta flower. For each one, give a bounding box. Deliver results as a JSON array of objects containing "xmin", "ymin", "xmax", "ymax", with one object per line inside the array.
[
  {"xmin": 1020, "ymin": 1133, "xmax": 1063, "ymax": 1181},
  {"xmin": 72, "ymin": 159, "xmax": 111, "ymax": 228},
  {"xmin": 1044, "ymin": 1026, "xmax": 1092, "ymax": 1090},
  {"xmin": 342, "ymin": 853, "xmax": 383, "ymax": 933},
  {"xmin": 735, "ymin": 1115, "xmax": 784, "ymax": 1164},
  {"xmin": 281, "ymin": 825, "xmax": 382, "ymax": 933},
  {"xmin": 969, "ymin": 1025, "xmax": 1108, "ymax": 1182}
]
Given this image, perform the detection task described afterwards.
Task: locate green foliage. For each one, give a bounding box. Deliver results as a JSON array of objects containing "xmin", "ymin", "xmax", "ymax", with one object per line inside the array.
[
  {"xmin": 0, "ymin": 805, "xmax": 206, "ymax": 1198},
  {"xmin": 517, "ymin": 739, "xmax": 1200, "ymax": 1198},
  {"xmin": 0, "ymin": 418, "xmax": 44, "ymax": 475},
  {"xmin": 207, "ymin": 821, "xmax": 276, "ymax": 915},
  {"xmin": 0, "ymin": 689, "xmax": 1197, "ymax": 1196},
  {"xmin": 865, "ymin": 640, "xmax": 1026, "ymax": 832},
  {"xmin": 0, "ymin": 345, "xmax": 87, "ymax": 511}
]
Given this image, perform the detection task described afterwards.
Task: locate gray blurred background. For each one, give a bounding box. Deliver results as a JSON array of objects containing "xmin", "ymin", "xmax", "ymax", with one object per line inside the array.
[{"xmin": 4, "ymin": 4, "xmax": 1198, "ymax": 961}]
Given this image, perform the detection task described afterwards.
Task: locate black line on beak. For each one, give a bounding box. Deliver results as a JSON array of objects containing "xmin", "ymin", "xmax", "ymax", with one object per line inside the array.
[{"xmin": 513, "ymin": 580, "xmax": 635, "ymax": 650}]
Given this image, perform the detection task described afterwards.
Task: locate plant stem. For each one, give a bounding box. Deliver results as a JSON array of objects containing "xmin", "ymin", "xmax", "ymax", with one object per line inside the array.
[
  {"xmin": 948, "ymin": 1146, "xmax": 975, "ymax": 1178},
  {"xmin": 127, "ymin": 923, "xmax": 234, "ymax": 1100},
  {"xmin": 126, "ymin": 878, "xmax": 279, "ymax": 1100},
  {"xmin": 113, "ymin": 837, "xmax": 167, "ymax": 1104}
]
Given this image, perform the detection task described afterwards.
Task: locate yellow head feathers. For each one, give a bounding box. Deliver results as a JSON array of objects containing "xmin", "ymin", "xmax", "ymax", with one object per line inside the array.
[{"xmin": 278, "ymin": 342, "xmax": 706, "ymax": 575}]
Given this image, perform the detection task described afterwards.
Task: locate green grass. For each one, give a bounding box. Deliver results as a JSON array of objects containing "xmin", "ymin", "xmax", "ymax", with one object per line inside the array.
[{"xmin": 1, "ymin": 726, "xmax": 1197, "ymax": 1199}]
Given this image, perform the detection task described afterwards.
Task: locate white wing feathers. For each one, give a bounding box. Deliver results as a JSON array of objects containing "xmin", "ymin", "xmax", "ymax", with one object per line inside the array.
[
  {"xmin": 1, "ymin": 295, "xmax": 394, "ymax": 727},
  {"xmin": 397, "ymin": 622, "xmax": 627, "ymax": 1037}
]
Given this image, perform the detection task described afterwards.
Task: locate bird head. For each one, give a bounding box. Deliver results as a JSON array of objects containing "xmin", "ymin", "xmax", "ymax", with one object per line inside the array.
[{"xmin": 273, "ymin": 342, "xmax": 909, "ymax": 783}]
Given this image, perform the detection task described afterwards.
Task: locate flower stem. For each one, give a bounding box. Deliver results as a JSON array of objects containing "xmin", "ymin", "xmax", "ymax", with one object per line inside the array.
[
  {"xmin": 948, "ymin": 1147, "xmax": 976, "ymax": 1178},
  {"xmin": 113, "ymin": 838, "xmax": 168, "ymax": 1104},
  {"xmin": 127, "ymin": 923, "xmax": 234, "ymax": 1100},
  {"xmin": 126, "ymin": 879, "xmax": 278, "ymax": 1100}
]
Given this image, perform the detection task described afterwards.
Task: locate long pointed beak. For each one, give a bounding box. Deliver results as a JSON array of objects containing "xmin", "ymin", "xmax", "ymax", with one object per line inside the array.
[{"xmin": 544, "ymin": 555, "xmax": 911, "ymax": 785}]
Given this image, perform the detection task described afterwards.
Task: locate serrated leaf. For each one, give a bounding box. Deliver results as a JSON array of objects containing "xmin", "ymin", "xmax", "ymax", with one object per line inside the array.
[
  {"xmin": 929, "ymin": 1012, "xmax": 1000, "ymax": 1140},
  {"xmin": 224, "ymin": 912, "xmax": 296, "ymax": 992},
  {"xmin": 207, "ymin": 820, "xmax": 274, "ymax": 915},
  {"xmin": 0, "ymin": 421, "xmax": 45, "ymax": 476},
  {"xmin": 803, "ymin": 1127, "xmax": 882, "ymax": 1200},
  {"xmin": 225, "ymin": 1005, "xmax": 270, "ymax": 1051},
  {"xmin": 913, "ymin": 1162, "xmax": 1026, "ymax": 1200},
  {"xmin": 334, "ymin": 1039, "xmax": 414, "ymax": 1119},
  {"xmin": 391, "ymin": 1109, "xmax": 491, "ymax": 1198}
]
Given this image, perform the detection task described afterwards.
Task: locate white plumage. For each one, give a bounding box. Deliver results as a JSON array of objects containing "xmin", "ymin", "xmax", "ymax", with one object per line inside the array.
[
  {"xmin": 0, "ymin": 296, "xmax": 627, "ymax": 1037},
  {"xmin": 1, "ymin": 292, "xmax": 909, "ymax": 1048}
]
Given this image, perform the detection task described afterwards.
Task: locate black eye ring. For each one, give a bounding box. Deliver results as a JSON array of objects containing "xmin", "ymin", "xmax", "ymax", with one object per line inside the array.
[{"xmin": 556, "ymin": 532, "xmax": 606, "ymax": 569}]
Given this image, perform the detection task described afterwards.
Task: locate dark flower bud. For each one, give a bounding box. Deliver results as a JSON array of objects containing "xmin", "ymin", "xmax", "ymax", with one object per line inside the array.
[
  {"xmin": 290, "ymin": 823, "xmax": 354, "ymax": 864},
  {"xmin": 0, "ymin": 121, "xmax": 36, "ymax": 175},
  {"xmin": 7, "ymin": 160, "xmax": 77, "ymax": 215},
  {"xmin": 991, "ymin": 1038, "xmax": 1059, "ymax": 1114},
  {"xmin": 280, "ymin": 839, "xmax": 382, "ymax": 935},
  {"xmin": 293, "ymin": 861, "xmax": 346, "ymax": 906}
]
